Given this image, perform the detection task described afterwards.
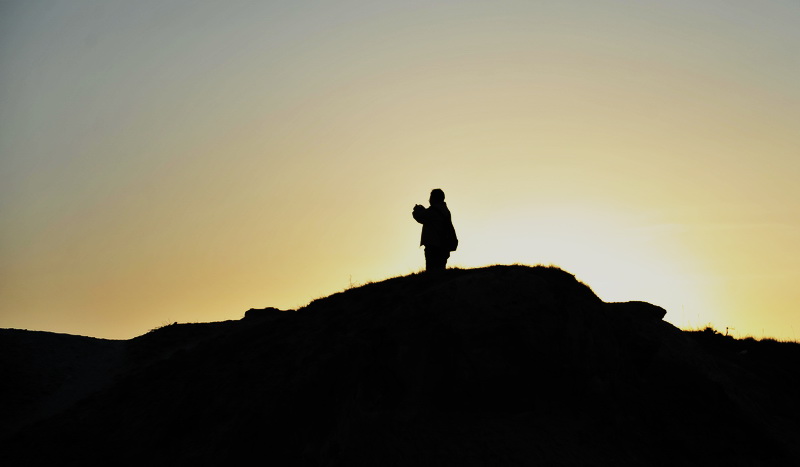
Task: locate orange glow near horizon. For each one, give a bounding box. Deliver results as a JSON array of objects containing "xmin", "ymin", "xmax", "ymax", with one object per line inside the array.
[{"xmin": 1, "ymin": 1, "xmax": 799, "ymax": 341}]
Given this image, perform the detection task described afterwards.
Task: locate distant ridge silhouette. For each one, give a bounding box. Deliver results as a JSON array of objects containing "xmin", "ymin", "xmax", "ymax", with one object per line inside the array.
[{"xmin": 1, "ymin": 265, "xmax": 799, "ymax": 466}]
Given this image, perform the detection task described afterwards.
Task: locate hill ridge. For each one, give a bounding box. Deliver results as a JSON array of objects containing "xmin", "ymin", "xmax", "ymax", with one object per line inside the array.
[{"xmin": 2, "ymin": 265, "xmax": 799, "ymax": 465}]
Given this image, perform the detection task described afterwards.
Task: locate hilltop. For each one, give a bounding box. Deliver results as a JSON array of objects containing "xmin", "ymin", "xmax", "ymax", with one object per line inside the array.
[{"xmin": 1, "ymin": 265, "xmax": 799, "ymax": 466}]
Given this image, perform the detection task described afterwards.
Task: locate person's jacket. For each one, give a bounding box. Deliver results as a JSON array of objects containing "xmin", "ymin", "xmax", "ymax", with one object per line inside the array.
[{"xmin": 412, "ymin": 202, "xmax": 458, "ymax": 251}]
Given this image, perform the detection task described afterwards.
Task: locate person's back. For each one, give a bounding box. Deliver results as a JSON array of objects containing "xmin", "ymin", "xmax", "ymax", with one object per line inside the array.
[{"xmin": 412, "ymin": 189, "xmax": 457, "ymax": 271}]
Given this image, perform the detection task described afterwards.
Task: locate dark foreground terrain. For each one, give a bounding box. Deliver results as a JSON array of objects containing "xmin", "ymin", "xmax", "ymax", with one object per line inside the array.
[{"xmin": 2, "ymin": 265, "xmax": 799, "ymax": 466}]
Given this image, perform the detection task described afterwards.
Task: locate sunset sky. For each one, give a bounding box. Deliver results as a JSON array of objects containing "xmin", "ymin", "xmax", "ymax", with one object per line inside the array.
[{"xmin": 2, "ymin": 1, "xmax": 799, "ymax": 340}]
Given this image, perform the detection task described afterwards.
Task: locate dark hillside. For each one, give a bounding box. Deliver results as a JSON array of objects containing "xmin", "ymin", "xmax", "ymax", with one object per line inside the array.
[
  {"xmin": 1, "ymin": 265, "xmax": 799, "ymax": 466},
  {"xmin": 0, "ymin": 329, "xmax": 125, "ymax": 438}
]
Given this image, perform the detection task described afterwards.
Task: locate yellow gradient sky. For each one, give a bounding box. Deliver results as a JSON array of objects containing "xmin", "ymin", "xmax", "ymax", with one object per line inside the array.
[{"xmin": 2, "ymin": 1, "xmax": 799, "ymax": 340}]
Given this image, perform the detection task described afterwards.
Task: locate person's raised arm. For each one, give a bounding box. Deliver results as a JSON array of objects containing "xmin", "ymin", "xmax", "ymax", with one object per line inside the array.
[{"xmin": 412, "ymin": 204, "xmax": 428, "ymax": 224}]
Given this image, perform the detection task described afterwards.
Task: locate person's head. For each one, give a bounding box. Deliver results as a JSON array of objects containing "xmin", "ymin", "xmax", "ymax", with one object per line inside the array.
[{"xmin": 429, "ymin": 188, "xmax": 445, "ymax": 204}]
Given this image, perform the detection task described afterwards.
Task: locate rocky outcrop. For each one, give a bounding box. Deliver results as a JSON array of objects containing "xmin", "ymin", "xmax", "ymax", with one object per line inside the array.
[
  {"xmin": 606, "ymin": 300, "xmax": 667, "ymax": 320},
  {"xmin": 243, "ymin": 306, "xmax": 293, "ymax": 321}
]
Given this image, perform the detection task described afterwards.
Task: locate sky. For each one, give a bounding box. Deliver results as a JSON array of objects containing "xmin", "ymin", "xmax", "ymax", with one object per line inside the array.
[{"xmin": 1, "ymin": 0, "xmax": 799, "ymax": 341}]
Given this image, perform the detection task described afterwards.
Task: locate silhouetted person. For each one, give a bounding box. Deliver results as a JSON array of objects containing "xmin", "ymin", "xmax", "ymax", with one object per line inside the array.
[{"xmin": 412, "ymin": 188, "xmax": 458, "ymax": 272}]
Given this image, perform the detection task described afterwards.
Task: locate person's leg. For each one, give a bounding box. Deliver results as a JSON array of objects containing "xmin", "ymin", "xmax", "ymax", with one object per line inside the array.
[
  {"xmin": 424, "ymin": 247, "xmax": 434, "ymax": 271},
  {"xmin": 439, "ymin": 249, "xmax": 450, "ymax": 270},
  {"xmin": 425, "ymin": 247, "xmax": 450, "ymax": 272}
]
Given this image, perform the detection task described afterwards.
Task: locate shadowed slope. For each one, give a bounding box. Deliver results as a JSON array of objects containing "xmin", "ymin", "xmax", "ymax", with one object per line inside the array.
[
  {"xmin": 0, "ymin": 330, "xmax": 124, "ymax": 438},
  {"xmin": 1, "ymin": 265, "xmax": 798, "ymax": 466}
]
